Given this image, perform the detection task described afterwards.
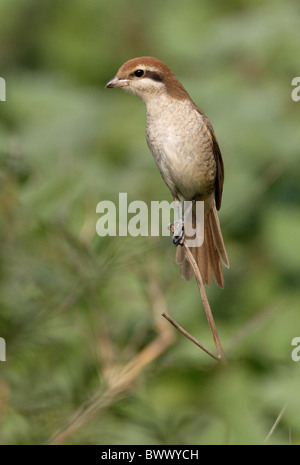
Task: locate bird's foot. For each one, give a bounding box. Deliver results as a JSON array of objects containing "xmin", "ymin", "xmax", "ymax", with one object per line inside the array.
[
  {"xmin": 173, "ymin": 231, "xmax": 185, "ymax": 246},
  {"xmin": 168, "ymin": 220, "xmax": 185, "ymax": 246}
]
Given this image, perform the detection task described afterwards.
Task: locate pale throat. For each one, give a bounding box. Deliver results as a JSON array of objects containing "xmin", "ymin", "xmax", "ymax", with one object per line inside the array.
[{"xmin": 145, "ymin": 95, "xmax": 194, "ymax": 143}]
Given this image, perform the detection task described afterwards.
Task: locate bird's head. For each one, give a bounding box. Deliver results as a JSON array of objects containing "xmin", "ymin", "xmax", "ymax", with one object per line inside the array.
[{"xmin": 105, "ymin": 56, "xmax": 189, "ymax": 102}]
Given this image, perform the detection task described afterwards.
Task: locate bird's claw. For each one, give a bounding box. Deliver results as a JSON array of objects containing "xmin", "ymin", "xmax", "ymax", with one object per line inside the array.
[
  {"xmin": 169, "ymin": 220, "xmax": 185, "ymax": 246},
  {"xmin": 172, "ymin": 232, "xmax": 185, "ymax": 246}
]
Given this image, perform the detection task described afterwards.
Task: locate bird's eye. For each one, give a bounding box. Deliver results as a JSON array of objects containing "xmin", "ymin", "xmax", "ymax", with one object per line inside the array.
[{"xmin": 134, "ymin": 69, "xmax": 144, "ymax": 78}]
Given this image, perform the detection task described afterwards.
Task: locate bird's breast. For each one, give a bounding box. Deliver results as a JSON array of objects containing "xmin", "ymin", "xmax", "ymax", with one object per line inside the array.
[{"xmin": 145, "ymin": 98, "xmax": 216, "ymax": 200}]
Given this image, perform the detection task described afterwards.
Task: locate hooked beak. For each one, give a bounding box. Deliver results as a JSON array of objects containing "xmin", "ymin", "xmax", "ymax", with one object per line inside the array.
[{"xmin": 105, "ymin": 75, "xmax": 130, "ymax": 88}]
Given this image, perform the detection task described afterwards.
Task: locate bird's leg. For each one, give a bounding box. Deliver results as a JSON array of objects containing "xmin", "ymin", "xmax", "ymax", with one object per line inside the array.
[
  {"xmin": 172, "ymin": 198, "xmax": 198, "ymax": 246},
  {"xmin": 168, "ymin": 197, "xmax": 185, "ymax": 246},
  {"xmin": 182, "ymin": 198, "xmax": 196, "ymax": 223}
]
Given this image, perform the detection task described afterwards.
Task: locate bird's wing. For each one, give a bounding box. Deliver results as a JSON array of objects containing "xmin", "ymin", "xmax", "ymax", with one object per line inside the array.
[{"xmin": 195, "ymin": 108, "xmax": 224, "ymax": 211}]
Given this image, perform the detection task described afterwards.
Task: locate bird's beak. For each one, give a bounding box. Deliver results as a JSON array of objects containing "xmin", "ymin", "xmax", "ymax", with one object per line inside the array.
[{"xmin": 105, "ymin": 76, "xmax": 130, "ymax": 88}]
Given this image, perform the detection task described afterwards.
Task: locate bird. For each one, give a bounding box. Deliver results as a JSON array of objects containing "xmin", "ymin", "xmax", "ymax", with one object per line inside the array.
[{"xmin": 106, "ymin": 56, "xmax": 229, "ymax": 287}]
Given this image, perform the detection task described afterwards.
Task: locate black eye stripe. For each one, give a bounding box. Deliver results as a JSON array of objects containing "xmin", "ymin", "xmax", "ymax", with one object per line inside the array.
[
  {"xmin": 131, "ymin": 69, "xmax": 164, "ymax": 82},
  {"xmin": 144, "ymin": 70, "xmax": 164, "ymax": 82}
]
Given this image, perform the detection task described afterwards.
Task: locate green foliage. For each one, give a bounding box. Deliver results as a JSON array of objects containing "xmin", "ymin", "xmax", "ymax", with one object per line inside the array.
[{"xmin": 0, "ymin": 0, "xmax": 300, "ymax": 445}]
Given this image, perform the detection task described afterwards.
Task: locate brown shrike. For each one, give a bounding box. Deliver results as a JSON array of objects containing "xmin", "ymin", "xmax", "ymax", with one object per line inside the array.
[{"xmin": 106, "ymin": 57, "xmax": 229, "ymax": 287}]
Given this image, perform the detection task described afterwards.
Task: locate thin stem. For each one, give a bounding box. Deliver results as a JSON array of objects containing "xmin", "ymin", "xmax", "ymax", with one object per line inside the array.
[
  {"xmin": 182, "ymin": 243, "xmax": 227, "ymax": 364},
  {"xmin": 264, "ymin": 404, "xmax": 287, "ymax": 442},
  {"xmin": 162, "ymin": 312, "xmax": 220, "ymax": 362}
]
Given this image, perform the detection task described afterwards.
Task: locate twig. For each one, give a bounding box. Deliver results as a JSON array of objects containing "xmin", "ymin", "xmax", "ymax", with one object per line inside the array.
[
  {"xmin": 162, "ymin": 312, "xmax": 220, "ymax": 362},
  {"xmin": 182, "ymin": 243, "xmax": 227, "ymax": 364},
  {"xmin": 264, "ymin": 404, "xmax": 287, "ymax": 442},
  {"xmin": 48, "ymin": 332, "xmax": 174, "ymax": 445},
  {"xmin": 47, "ymin": 280, "xmax": 175, "ymax": 445},
  {"xmin": 288, "ymin": 428, "xmax": 292, "ymax": 445}
]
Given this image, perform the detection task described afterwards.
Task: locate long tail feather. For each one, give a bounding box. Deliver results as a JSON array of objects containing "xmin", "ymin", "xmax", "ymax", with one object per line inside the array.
[{"xmin": 176, "ymin": 204, "xmax": 229, "ymax": 287}]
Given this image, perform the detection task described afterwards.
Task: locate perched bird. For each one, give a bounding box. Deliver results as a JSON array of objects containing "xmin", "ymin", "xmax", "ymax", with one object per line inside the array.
[{"xmin": 106, "ymin": 57, "xmax": 229, "ymax": 287}]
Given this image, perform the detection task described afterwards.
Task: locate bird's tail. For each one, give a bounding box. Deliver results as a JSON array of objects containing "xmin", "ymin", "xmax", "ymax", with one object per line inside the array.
[{"xmin": 175, "ymin": 204, "xmax": 229, "ymax": 287}]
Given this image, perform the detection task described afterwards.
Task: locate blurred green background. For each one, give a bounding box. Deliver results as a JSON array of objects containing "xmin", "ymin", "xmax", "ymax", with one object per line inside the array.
[{"xmin": 0, "ymin": 0, "xmax": 300, "ymax": 445}]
